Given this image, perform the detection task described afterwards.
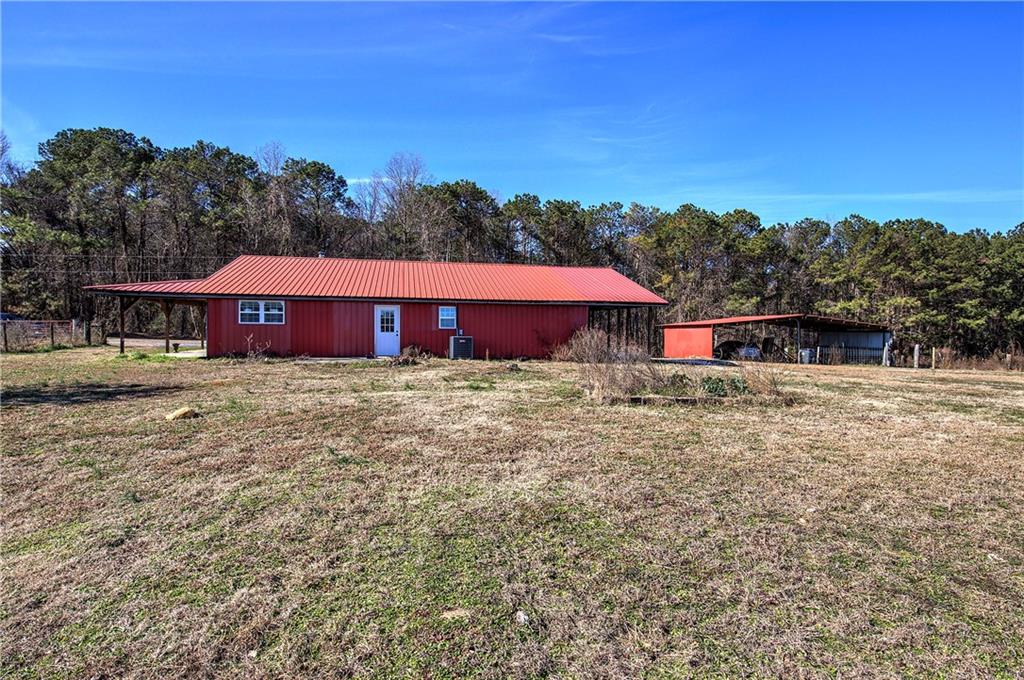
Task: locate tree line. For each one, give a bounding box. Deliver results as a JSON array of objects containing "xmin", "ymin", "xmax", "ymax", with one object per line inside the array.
[{"xmin": 1, "ymin": 127, "xmax": 1022, "ymax": 356}]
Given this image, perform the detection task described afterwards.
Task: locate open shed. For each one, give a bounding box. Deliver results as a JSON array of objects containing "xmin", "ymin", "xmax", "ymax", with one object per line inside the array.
[{"xmin": 662, "ymin": 313, "xmax": 892, "ymax": 364}]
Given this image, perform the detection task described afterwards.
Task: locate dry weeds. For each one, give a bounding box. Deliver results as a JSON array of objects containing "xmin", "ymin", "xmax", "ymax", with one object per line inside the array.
[{"xmin": 2, "ymin": 348, "xmax": 1023, "ymax": 678}]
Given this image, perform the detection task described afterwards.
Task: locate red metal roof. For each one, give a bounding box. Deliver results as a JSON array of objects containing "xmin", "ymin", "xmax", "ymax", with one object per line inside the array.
[
  {"xmin": 662, "ymin": 313, "xmax": 888, "ymax": 331},
  {"xmin": 86, "ymin": 279, "xmax": 207, "ymax": 295},
  {"xmin": 87, "ymin": 256, "xmax": 668, "ymax": 305}
]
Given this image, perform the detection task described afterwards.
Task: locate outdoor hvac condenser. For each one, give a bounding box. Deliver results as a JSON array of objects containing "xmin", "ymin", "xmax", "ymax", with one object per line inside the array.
[{"xmin": 449, "ymin": 335, "xmax": 474, "ymax": 360}]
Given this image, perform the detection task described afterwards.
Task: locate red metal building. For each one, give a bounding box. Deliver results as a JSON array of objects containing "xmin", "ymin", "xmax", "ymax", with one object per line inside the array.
[{"xmin": 88, "ymin": 255, "xmax": 666, "ymax": 359}]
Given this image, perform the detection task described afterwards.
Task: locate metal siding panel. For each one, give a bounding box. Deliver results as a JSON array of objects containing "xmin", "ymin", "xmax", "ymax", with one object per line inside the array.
[
  {"xmin": 207, "ymin": 298, "xmax": 584, "ymax": 358},
  {"xmin": 207, "ymin": 299, "xmax": 375, "ymax": 357},
  {"xmin": 663, "ymin": 327, "xmax": 714, "ymax": 358},
  {"xmin": 457, "ymin": 304, "xmax": 586, "ymax": 358}
]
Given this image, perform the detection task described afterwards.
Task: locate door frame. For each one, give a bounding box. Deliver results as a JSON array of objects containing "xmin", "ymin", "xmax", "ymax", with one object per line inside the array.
[{"xmin": 373, "ymin": 304, "xmax": 401, "ymax": 357}]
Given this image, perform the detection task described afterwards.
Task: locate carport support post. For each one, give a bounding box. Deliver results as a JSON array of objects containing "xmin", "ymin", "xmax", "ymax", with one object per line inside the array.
[
  {"xmin": 646, "ymin": 306, "xmax": 653, "ymax": 355},
  {"xmin": 795, "ymin": 318, "xmax": 802, "ymax": 363},
  {"xmin": 160, "ymin": 300, "xmax": 173, "ymax": 354},
  {"xmin": 200, "ymin": 305, "xmax": 206, "ymax": 349},
  {"xmin": 118, "ymin": 297, "xmax": 126, "ymax": 354},
  {"xmin": 605, "ymin": 309, "xmax": 611, "ymax": 348}
]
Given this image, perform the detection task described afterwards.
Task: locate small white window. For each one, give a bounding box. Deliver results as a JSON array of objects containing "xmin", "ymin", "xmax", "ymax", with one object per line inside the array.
[
  {"xmin": 263, "ymin": 300, "xmax": 285, "ymax": 324},
  {"xmin": 239, "ymin": 300, "xmax": 285, "ymax": 324},
  {"xmin": 239, "ymin": 300, "xmax": 261, "ymax": 324},
  {"xmin": 438, "ymin": 306, "xmax": 457, "ymax": 330}
]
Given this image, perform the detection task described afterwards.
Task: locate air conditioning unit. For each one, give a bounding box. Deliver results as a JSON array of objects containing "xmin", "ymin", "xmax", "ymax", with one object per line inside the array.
[{"xmin": 449, "ymin": 335, "xmax": 474, "ymax": 360}]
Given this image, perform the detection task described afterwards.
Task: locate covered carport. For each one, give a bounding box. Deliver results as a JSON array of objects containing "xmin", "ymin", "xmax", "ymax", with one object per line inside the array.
[
  {"xmin": 662, "ymin": 313, "xmax": 892, "ymax": 364},
  {"xmin": 85, "ymin": 279, "xmax": 207, "ymax": 354}
]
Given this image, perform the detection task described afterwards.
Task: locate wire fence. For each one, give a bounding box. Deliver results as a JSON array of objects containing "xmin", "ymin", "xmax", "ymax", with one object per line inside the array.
[{"xmin": 1, "ymin": 321, "xmax": 84, "ymax": 353}]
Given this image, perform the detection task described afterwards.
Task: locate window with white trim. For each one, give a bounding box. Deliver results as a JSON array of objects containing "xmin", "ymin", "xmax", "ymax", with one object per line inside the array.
[
  {"xmin": 239, "ymin": 300, "xmax": 261, "ymax": 324},
  {"xmin": 238, "ymin": 300, "xmax": 286, "ymax": 324},
  {"xmin": 438, "ymin": 305, "xmax": 457, "ymax": 330},
  {"xmin": 263, "ymin": 300, "xmax": 285, "ymax": 324}
]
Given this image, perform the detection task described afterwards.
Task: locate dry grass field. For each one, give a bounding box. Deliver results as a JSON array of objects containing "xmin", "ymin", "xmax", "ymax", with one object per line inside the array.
[{"xmin": 2, "ymin": 348, "xmax": 1023, "ymax": 678}]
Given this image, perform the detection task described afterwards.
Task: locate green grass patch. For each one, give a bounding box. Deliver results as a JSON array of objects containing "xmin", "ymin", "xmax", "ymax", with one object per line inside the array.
[
  {"xmin": 1, "ymin": 521, "xmax": 88, "ymax": 558},
  {"xmin": 113, "ymin": 350, "xmax": 174, "ymax": 364},
  {"xmin": 463, "ymin": 376, "xmax": 496, "ymax": 391}
]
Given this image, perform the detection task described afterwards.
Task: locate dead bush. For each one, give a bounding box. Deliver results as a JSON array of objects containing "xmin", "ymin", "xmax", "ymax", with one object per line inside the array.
[
  {"xmin": 933, "ymin": 344, "xmax": 1023, "ymax": 371},
  {"xmin": 244, "ymin": 334, "xmax": 271, "ymax": 362},
  {"xmin": 554, "ymin": 329, "xmax": 652, "ymax": 402},
  {"xmin": 389, "ymin": 345, "xmax": 429, "ymax": 367},
  {"xmin": 551, "ymin": 328, "xmax": 650, "ymax": 364},
  {"xmin": 744, "ymin": 363, "xmax": 791, "ymax": 398},
  {"xmin": 557, "ymin": 329, "xmax": 777, "ymax": 404}
]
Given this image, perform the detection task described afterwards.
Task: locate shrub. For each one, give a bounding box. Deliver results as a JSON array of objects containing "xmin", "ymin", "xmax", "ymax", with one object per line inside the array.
[
  {"xmin": 933, "ymin": 344, "xmax": 1023, "ymax": 371},
  {"xmin": 389, "ymin": 345, "xmax": 428, "ymax": 367},
  {"xmin": 555, "ymin": 328, "xmax": 788, "ymax": 404},
  {"xmin": 744, "ymin": 363, "xmax": 789, "ymax": 397},
  {"xmin": 553, "ymin": 329, "xmax": 657, "ymax": 402}
]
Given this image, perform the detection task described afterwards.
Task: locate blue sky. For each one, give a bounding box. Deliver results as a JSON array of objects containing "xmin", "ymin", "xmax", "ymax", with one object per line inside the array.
[{"xmin": 3, "ymin": 2, "xmax": 1022, "ymax": 231}]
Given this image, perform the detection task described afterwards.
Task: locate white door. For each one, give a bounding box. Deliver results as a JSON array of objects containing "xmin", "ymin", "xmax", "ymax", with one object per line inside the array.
[{"xmin": 374, "ymin": 305, "xmax": 400, "ymax": 357}]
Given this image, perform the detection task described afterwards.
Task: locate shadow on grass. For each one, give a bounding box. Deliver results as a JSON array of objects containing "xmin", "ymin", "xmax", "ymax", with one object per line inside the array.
[{"xmin": 2, "ymin": 382, "xmax": 181, "ymax": 407}]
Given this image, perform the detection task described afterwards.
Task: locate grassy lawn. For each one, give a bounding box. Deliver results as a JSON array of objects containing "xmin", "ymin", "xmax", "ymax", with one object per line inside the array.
[{"xmin": 2, "ymin": 348, "xmax": 1023, "ymax": 678}]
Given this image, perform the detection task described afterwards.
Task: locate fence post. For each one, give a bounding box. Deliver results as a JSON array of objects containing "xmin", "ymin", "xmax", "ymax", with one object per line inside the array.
[
  {"xmin": 72, "ymin": 319, "xmax": 77, "ymax": 345},
  {"xmin": 2, "ymin": 322, "xmax": 7, "ymax": 353},
  {"xmin": 50, "ymin": 322, "xmax": 56, "ymax": 348},
  {"xmin": 882, "ymin": 342, "xmax": 890, "ymax": 367},
  {"xmin": 913, "ymin": 344, "xmax": 921, "ymax": 369},
  {"xmin": 931, "ymin": 347, "xmax": 937, "ymax": 370}
]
